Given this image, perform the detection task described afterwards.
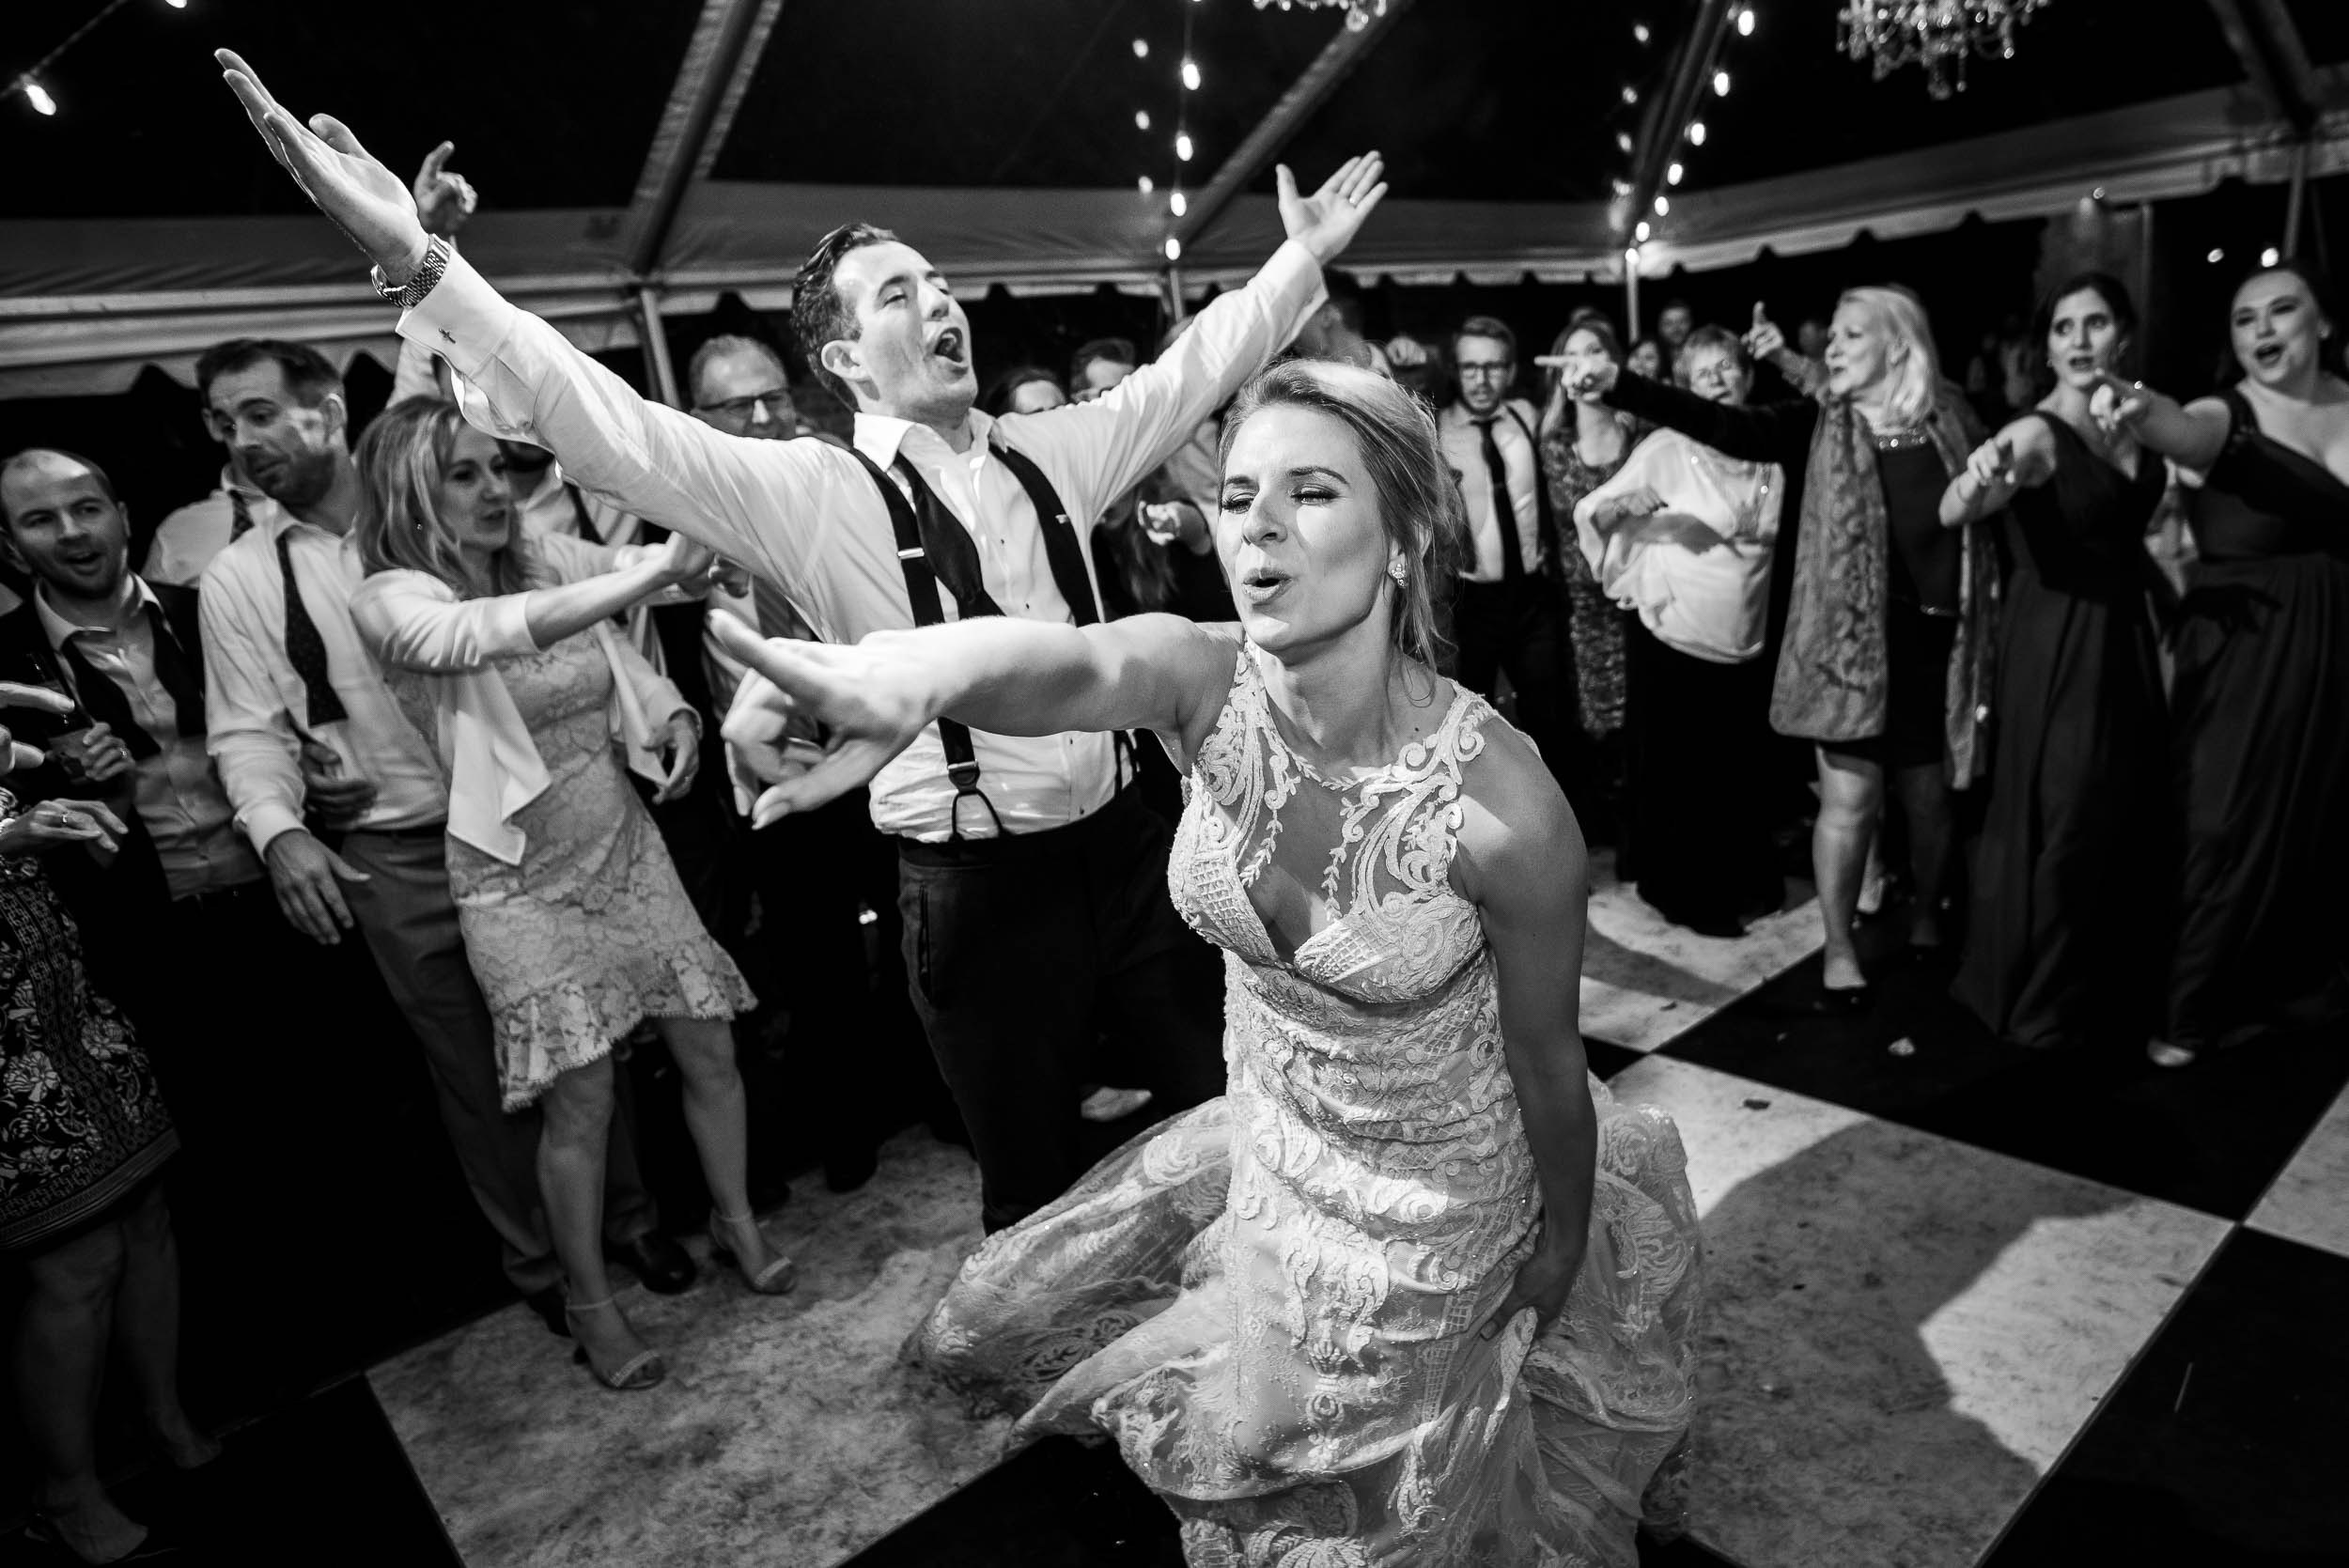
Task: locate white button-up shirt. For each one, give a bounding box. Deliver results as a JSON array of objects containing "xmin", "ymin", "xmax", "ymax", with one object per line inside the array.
[
  {"xmin": 141, "ymin": 466, "xmax": 284, "ymax": 589},
  {"xmin": 199, "ymin": 514, "xmax": 451, "ymax": 852},
  {"xmin": 1439, "ymin": 398, "xmax": 1546, "ymax": 582},
  {"xmin": 399, "ymin": 242, "xmax": 1322, "ymax": 840}
]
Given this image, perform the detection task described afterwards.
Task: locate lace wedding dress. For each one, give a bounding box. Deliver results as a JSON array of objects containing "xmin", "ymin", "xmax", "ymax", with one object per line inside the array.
[{"xmin": 916, "ymin": 645, "xmax": 1703, "ymax": 1566}]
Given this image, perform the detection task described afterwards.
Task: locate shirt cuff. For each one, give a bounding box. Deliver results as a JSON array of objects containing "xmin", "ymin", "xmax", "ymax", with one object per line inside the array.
[
  {"xmin": 398, "ymin": 251, "xmax": 516, "ymax": 380},
  {"xmin": 1258, "ymin": 238, "xmax": 1328, "ymax": 328},
  {"xmin": 240, "ymin": 800, "xmax": 307, "ymax": 857},
  {"xmin": 483, "ymin": 592, "xmax": 539, "ymax": 655}
]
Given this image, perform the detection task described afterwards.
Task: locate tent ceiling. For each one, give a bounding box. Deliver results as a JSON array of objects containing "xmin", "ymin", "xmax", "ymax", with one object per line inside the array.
[{"xmin": 3, "ymin": 0, "xmax": 2346, "ymax": 399}]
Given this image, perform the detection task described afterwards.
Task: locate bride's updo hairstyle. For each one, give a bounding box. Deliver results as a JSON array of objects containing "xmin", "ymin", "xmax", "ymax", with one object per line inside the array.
[{"xmin": 1219, "ymin": 359, "xmax": 1467, "ymax": 668}]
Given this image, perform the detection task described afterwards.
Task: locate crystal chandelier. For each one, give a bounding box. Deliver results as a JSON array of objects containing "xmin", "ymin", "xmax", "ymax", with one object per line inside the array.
[
  {"xmin": 1837, "ymin": 0, "xmax": 2049, "ymax": 100},
  {"xmin": 1254, "ymin": 0, "xmax": 1388, "ymax": 33}
]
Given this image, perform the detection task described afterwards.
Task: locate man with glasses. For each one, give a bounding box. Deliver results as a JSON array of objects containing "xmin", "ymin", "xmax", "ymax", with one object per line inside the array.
[
  {"xmin": 689, "ymin": 336, "xmax": 813, "ymax": 442},
  {"xmin": 1438, "ymin": 314, "xmax": 1571, "ymax": 793}
]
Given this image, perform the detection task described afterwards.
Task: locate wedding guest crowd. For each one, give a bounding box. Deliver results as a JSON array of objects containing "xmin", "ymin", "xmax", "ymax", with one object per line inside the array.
[{"xmin": 7, "ymin": 83, "xmax": 2348, "ymax": 1564}]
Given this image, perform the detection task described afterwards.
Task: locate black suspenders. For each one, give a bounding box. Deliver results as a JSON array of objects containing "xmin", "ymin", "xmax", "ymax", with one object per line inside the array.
[{"xmin": 845, "ymin": 439, "xmax": 1113, "ymax": 840}]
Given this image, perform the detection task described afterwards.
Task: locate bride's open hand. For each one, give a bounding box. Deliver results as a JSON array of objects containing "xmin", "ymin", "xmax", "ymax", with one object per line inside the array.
[
  {"xmin": 711, "ymin": 613, "xmax": 936, "ymax": 825},
  {"xmin": 1480, "ymin": 1226, "xmax": 1584, "ymax": 1342},
  {"xmin": 216, "ymin": 50, "xmax": 432, "ymax": 279}
]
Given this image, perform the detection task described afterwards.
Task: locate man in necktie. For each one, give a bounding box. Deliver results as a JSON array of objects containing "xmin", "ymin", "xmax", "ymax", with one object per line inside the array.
[
  {"xmin": 211, "ymin": 49, "xmax": 1385, "ymax": 1231},
  {"xmin": 194, "ymin": 337, "xmax": 692, "ymax": 1326},
  {"xmin": 1438, "ymin": 314, "xmax": 1575, "ymax": 801}
]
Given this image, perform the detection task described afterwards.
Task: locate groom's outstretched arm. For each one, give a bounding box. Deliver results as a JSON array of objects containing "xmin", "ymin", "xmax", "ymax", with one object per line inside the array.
[{"xmin": 214, "ymin": 49, "xmax": 845, "ymax": 606}]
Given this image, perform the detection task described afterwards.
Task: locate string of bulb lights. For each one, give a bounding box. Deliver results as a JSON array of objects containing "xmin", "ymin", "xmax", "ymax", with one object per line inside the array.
[
  {"xmin": 1134, "ymin": 0, "xmax": 1206, "ymax": 263},
  {"xmin": 9, "ymin": 0, "xmax": 188, "ymax": 118},
  {"xmin": 1617, "ymin": 4, "xmax": 1757, "ymax": 271}
]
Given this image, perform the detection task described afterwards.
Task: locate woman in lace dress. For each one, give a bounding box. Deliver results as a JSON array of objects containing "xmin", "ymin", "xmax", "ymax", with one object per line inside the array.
[
  {"xmin": 719, "ymin": 361, "xmax": 1703, "ymax": 1566},
  {"xmin": 349, "ymin": 400, "xmax": 782, "ymax": 1392}
]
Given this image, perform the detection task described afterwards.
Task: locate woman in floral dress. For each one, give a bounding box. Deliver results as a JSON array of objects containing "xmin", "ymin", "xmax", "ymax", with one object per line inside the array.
[{"xmin": 2, "ymin": 687, "xmax": 211, "ymax": 1563}]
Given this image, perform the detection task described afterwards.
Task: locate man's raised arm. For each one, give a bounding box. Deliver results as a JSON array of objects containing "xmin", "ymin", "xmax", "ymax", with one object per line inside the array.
[
  {"xmin": 1011, "ymin": 155, "xmax": 1389, "ymax": 520},
  {"xmin": 213, "ymin": 50, "xmax": 840, "ymax": 601}
]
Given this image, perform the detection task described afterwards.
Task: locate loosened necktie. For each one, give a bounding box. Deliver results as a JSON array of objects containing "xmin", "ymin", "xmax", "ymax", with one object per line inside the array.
[
  {"xmin": 1474, "ymin": 417, "xmax": 1526, "ymax": 582},
  {"xmin": 275, "ymin": 529, "xmax": 349, "ymax": 727}
]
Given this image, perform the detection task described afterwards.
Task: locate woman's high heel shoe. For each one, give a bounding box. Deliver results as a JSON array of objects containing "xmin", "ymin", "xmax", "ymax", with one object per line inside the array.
[
  {"xmin": 563, "ymin": 1296, "xmax": 665, "ymax": 1391},
  {"xmin": 708, "ymin": 1210, "xmax": 797, "ymax": 1296}
]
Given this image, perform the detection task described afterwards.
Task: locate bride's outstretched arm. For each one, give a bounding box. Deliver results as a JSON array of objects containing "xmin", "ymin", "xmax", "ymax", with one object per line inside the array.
[
  {"xmin": 1458, "ymin": 742, "xmax": 1598, "ymax": 1342},
  {"xmin": 712, "ymin": 612, "xmax": 1238, "ymax": 825}
]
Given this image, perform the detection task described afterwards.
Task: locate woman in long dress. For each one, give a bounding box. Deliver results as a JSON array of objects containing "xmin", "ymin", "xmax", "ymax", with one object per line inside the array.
[
  {"xmin": 1535, "ymin": 316, "xmax": 1643, "ymax": 847},
  {"xmin": 1585, "ymin": 290, "xmax": 1998, "ymax": 1006},
  {"xmin": 721, "ymin": 361, "xmax": 1702, "ymax": 1566},
  {"xmin": 2091, "ymin": 260, "xmax": 2349, "ymax": 1064},
  {"xmin": 1, "ymin": 690, "xmax": 212, "ymax": 1564},
  {"xmin": 1937, "ymin": 272, "xmax": 2170, "ymax": 1049},
  {"xmin": 348, "ymin": 399, "xmax": 781, "ymax": 1392},
  {"xmin": 1574, "ymin": 326, "xmax": 1786, "ymax": 938}
]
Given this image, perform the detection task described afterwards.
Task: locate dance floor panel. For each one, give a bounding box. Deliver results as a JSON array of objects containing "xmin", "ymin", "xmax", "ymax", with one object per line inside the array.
[{"xmin": 84, "ymin": 882, "xmax": 2334, "ymax": 1568}]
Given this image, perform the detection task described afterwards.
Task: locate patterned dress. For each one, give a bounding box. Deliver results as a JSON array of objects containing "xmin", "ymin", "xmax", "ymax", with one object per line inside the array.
[
  {"xmin": 0, "ymin": 812, "xmax": 177, "ymax": 1251},
  {"xmin": 1538, "ymin": 415, "xmax": 1644, "ymax": 737},
  {"xmin": 918, "ymin": 647, "xmax": 1703, "ymax": 1566},
  {"xmin": 403, "ymin": 635, "xmax": 754, "ymax": 1110}
]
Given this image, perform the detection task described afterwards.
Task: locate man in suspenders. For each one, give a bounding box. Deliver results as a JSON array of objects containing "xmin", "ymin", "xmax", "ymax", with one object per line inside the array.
[{"xmin": 215, "ymin": 49, "xmax": 1386, "ymax": 1231}]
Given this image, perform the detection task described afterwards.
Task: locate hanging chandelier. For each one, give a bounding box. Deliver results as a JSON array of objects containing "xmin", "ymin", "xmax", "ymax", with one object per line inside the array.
[
  {"xmin": 1254, "ymin": 0, "xmax": 1388, "ymax": 32},
  {"xmin": 1837, "ymin": 0, "xmax": 2049, "ymax": 100}
]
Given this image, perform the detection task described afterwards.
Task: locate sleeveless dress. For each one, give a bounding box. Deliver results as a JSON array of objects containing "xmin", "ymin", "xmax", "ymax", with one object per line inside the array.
[
  {"xmin": 409, "ymin": 633, "xmax": 754, "ymax": 1110},
  {"xmin": 1953, "ymin": 413, "xmax": 2170, "ymax": 1048},
  {"xmin": 0, "ymin": 830, "xmax": 177, "ymax": 1252},
  {"xmin": 916, "ymin": 647, "xmax": 1703, "ymax": 1566},
  {"xmin": 2165, "ymin": 389, "xmax": 2349, "ymax": 1051}
]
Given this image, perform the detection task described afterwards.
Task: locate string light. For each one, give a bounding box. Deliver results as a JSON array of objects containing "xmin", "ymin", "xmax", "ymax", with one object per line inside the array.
[
  {"xmin": 1636, "ymin": 220, "xmax": 1652, "ymax": 241},
  {"xmin": 1171, "ymin": 191, "xmax": 1188, "ymax": 217},
  {"xmin": 1688, "ymin": 120, "xmax": 1708, "ymax": 145},
  {"xmin": 1136, "ymin": 109, "xmax": 1152, "ymax": 131},
  {"xmin": 1139, "ymin": 175, "xmax": 1155, "ymax": 194},
  {"xmin": 1621, "ymin": 85, "xmax": 1639, "ymax": 105},
  {"xmin": 1181, "ymin": 58, "xmax": 1201, "ymax": 90},
  {"xmin": 10, "ymin": 0, "xmax": 188, "ymax": 119},
  {"xmin": 1634, "ymin": 21, "xmax": 1651, "ymax": 42},
  {"xmin": 1713, "ymin": 69, "xmax": 1732, "ymax": 95},
  {"xmin": 1616, "ymin": 131, "xmax": 1635, "ymax": 154},
  {"xmin": 1626, "ymin": 246, "xmax": 1642, "ymax": 266},
  {"xmin": 1133, "ymin": 37, "xmax": 1150, "ymax": 56},
  {"xmin": 1165, "ymin": 237, "xmax": 1182, "ymax": 260},
  {"xmin": 1667, "ymin": 161, "xmax": 1684, "ymax": 185},
  {"xmin": 2206, "ymin": 248, "xmax": 2225, "ymax": 264},
  {"xmin": 1736, "ymin": 8, "xmax": 1755, "ymax": 35},
  {"xmin": 2262, "ymin": 246, "xmax": 2281, "ymax": 267},
  {"xmin": 1175, "ymin": 132, "xmax": 1193, "ymax": 161},
  {"xmin": 1654, "ymin": 194, "xmax": 1670, "ymax": 216},
  {"xmin": 1611, "ymin": 178, "xmax": 1632, "ymax": 196}
]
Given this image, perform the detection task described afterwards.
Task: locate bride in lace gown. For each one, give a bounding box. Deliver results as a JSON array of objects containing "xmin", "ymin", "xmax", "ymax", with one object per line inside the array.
[{"xmin": 719, "ymin": 361, "xmax": 1703, "ymax": 1565}]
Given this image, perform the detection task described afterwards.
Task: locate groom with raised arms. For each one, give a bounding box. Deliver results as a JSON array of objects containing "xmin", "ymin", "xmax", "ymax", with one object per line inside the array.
[{"xmin": 215, "ymin": 50, "xmax": 1387, "ymax": 1232}]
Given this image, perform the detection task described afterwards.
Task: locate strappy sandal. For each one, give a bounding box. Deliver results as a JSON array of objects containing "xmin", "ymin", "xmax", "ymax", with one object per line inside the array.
[
  {"xmin": 563, "ymin": 1296, "xmax": 666, "ymax": 1390},
  {"xmin": 709, "ymin": 1210, "xmax": 797, "ymax": 1296}
]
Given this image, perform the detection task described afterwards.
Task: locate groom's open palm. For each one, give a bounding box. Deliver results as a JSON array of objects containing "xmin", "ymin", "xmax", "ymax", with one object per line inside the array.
[{"xmin": 217, "ymin": 50, "xmax": 429, "ymax": 276}]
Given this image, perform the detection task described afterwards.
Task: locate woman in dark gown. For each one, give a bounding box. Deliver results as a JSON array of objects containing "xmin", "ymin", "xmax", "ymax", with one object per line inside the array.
[
  {"xmin": 2099, "ymin": 259, "xmax": 2349, "ymax": 1064},
  {"xmin": 1939, "ymin": 273, "xmax": 2170, "ymax": 1048}
]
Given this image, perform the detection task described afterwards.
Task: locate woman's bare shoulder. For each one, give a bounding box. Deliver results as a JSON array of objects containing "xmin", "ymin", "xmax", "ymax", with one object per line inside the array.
[{"xmin": 1452, "ymin": 700, "xmax": 1586, "ymax": 906}]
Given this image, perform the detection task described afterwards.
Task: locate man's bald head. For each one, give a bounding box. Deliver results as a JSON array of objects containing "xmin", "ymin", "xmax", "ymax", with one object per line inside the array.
[
  {"xmin": 0, "ymin": 447, "xmax": 132, "ymax": 603},
  {"xmin": 0, "ymin": 448, "xmax": 118, "ymax": 526}
]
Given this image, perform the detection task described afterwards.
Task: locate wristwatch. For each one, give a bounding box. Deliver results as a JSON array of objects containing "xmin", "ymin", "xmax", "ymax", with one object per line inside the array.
[{"xmin": 370, "ymin": 234, "xmax": 452, "ymax": 312}]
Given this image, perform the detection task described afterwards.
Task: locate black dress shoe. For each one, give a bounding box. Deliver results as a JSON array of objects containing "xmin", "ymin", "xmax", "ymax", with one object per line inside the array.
[
  {"xmin": 1806, "ymin": 984, "xmax": 1874, "ymax": 1015},
  {"xmin": 523, "ymin": 1285, "xmax": 571, "ymax": 1338},
  {"xmin": 824, "ymin": 1146, "xmax": 879, "ymax": 1193},
  {"xmin": 606, "ymin": 1232, "xmax": 696, "ymax": 1295}
]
